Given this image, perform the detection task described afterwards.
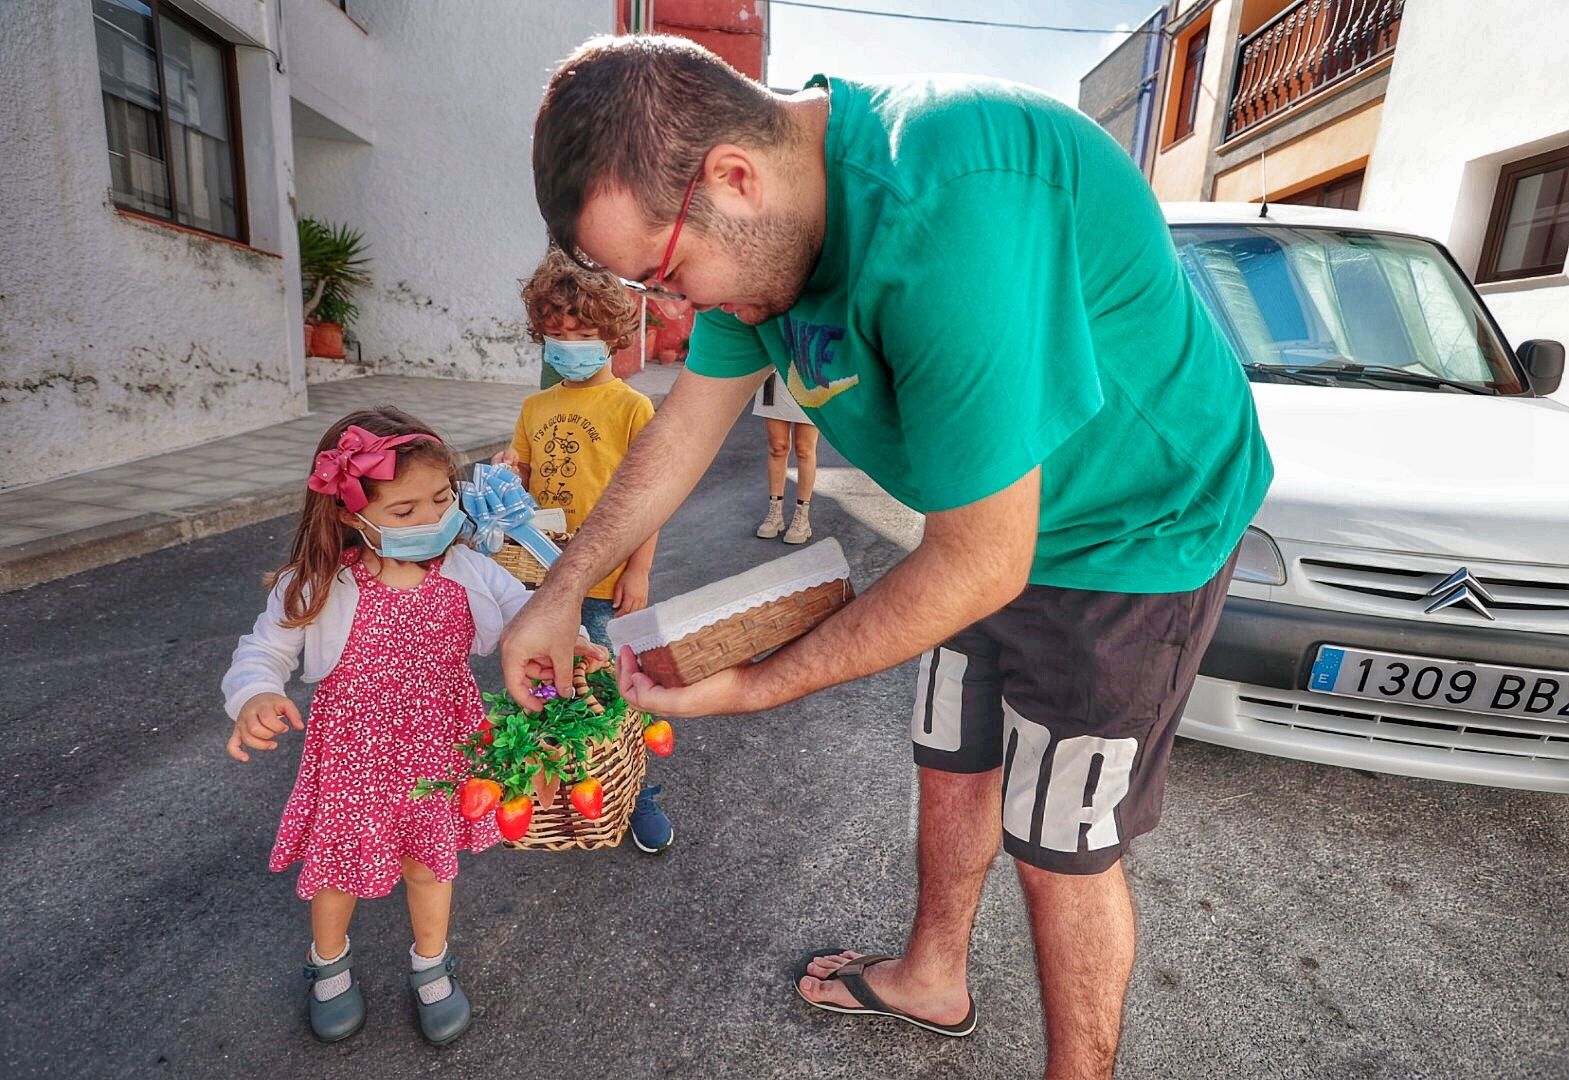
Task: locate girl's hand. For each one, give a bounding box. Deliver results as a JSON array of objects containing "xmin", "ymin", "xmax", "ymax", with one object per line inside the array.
[
  {"xmin": 490, "ymin": 446, "xmax": 521, "ymax": 468},
  {"xmin": 612, "ymin": 568, "xmax": 650, "ymax": 615},
  {"xmin": 227, "ymin": 693, "xmax": 304, "ymax": 762}
]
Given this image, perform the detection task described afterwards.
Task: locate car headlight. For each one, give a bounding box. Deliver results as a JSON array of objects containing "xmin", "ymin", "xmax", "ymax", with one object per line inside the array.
[{"xmin": 1234, "ymin": 526, "xmax": 1286, "ymax": 585}]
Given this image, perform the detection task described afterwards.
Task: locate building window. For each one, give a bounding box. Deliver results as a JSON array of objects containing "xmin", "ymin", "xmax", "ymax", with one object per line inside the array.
[
  {"xmin": 1170, "ymin": 23, "xmax": 1209, "ymax": 143},
  {"xmin": 93, "ymin": 0, "xmax": 245, "ymax": 241},
  {"xmin": 1277, "ymin": 170, "xmax": 1364, "ymax": 211},
  {"xmin": 1477, "ymin": 146, "xmax": 1569, "ymax": 283}
]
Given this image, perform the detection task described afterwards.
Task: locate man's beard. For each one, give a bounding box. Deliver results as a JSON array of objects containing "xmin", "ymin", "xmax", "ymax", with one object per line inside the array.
[{"xmin": 707, "ymin": 208, "xmax": 821, "ymax": 325}]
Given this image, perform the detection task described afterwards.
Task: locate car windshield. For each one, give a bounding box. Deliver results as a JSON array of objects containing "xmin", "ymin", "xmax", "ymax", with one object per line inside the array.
[{"xmin": 1171, "ymin": 224, "xmax": 1523, "ymax": 394}]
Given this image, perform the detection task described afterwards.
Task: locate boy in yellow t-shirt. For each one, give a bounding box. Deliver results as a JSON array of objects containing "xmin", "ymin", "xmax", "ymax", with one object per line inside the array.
[
  {"xmin": 496, "ymin": 247, "xmax": 659, "ymax": 643},
  {"xmin": 495, "ymin": 249, "xmax": 671, "ymax": 852}
]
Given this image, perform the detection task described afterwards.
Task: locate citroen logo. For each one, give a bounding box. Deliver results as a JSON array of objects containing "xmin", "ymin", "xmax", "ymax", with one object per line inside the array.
[{"xmin": 1422, "ymin": 568, "xmax": 1496, "ymax": 621}]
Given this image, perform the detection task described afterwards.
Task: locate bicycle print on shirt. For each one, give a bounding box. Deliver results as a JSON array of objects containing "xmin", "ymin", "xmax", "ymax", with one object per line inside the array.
[{"xmin": 528, "ymin": 412, "xmax": 602, "ymax": 509}]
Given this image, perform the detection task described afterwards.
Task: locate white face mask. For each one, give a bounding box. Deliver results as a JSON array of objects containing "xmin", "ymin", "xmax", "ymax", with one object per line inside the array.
[{"xmin": 356, "ymin": 500, "xmax": 466, "ymax": 561}]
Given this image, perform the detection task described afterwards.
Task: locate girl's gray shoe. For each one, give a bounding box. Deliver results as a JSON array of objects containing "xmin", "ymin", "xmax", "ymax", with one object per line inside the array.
[
  {"xmin": 409, "ymin": 955, "xmax": 472, "ymax": 1045},
  {"xmin": 303, "ymin": 949, "xmax": 365, "ymax": 1043}
]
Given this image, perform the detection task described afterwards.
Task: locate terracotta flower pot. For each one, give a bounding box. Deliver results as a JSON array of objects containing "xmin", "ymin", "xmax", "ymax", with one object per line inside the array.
[{"xmin": 313, "ymin": 322, "xmax": 346, "ymax": 360}]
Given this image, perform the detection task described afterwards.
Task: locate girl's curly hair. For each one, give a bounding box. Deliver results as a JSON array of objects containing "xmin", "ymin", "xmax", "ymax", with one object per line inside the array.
[{"xmin": 521, "ymin": 246, "xmax": 639, "ymax": 352}]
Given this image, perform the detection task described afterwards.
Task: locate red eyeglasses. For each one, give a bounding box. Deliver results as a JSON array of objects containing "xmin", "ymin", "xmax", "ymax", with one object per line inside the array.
[{"xmin": 618, "ymin": 169, "xmax": 701, "ymax": 304}]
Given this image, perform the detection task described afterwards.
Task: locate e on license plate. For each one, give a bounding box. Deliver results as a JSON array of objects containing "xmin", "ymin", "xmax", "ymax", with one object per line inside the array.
[{"xmin": 1309, "ymin": 645, "xmax": 1569, "ymax": 721}]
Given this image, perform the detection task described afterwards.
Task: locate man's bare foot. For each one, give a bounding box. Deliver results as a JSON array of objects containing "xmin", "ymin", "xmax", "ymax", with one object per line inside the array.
[{"xmin": 797, "ymin": 950, "xmax": 973, "ymax": 1027}]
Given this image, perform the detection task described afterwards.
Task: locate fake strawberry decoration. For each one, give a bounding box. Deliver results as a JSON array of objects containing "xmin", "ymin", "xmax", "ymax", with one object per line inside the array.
[
  {"xmin": 495, "ymin": 795, "xmax": 534, "ymax": 841},
  {"xmin": 642, "ymin": 719, "xmax": 674, "ymax": 758},
  {"xmin": 569, "ymin": 777, "xmax": 604, "ymax": 820},
  {"xmin": 458, "ymin": 778, "xmax": 502, "ymax": 821}
]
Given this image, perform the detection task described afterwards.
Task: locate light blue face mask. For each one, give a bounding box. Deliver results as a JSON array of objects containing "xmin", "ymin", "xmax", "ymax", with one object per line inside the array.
[
  {"xmin": 356, "ymin": 500, "xmax": 466, "ymax": 562},
  {"xmin": 543, "ymin": 336, "xmax": 609, "ymax": 381}
]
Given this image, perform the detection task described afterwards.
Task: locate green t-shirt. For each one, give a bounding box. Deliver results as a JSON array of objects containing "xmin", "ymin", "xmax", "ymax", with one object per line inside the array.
[{"xmin": 688, "ymin": 75, "xmax": 1273, "ymax": 594}]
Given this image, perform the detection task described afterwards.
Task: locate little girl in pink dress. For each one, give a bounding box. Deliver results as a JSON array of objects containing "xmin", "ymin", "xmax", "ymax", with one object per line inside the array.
[{"xmin": 222, "ymin": 406, "xmax": 599, "ymax": 1046}]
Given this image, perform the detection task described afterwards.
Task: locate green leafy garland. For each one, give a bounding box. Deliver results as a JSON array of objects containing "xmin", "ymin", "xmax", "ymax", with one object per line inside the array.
[{"xmin": 412, "ymin": 667, "xmax": 641, "ymax": 803}]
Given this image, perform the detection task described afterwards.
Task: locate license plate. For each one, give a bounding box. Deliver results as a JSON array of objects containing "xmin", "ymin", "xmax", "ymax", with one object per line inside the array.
[{"xmin": 1309, "ymin": 645, "xmax": 1569, "ymax": 721}]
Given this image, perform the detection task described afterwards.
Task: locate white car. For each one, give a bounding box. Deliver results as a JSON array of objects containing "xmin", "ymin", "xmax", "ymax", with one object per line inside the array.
[{"xmin": 1166, "ymin": 203, "xmax": 1569, "ymax": 793}]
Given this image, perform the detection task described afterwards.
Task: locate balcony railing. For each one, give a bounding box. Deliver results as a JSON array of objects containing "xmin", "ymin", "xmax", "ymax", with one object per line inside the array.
[{"xmin": 1225, "ymin": 0, "xmax": 1403, "ymax": 140}]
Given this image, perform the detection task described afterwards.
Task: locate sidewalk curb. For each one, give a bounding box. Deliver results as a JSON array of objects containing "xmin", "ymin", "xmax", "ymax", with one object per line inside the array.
[{"xmin": 0, "ymin": 439, "xmax": 509, "ymax": 594}]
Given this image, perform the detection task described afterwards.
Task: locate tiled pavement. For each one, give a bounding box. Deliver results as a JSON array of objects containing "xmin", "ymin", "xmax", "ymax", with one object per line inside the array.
[{"xmin": 0, "ymin": 366, "xmax": 682, "ymax": 592}]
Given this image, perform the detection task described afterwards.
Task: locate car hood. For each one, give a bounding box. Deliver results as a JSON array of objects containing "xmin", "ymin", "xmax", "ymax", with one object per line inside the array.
[{"xmin": 1249, "ymin": 384, "xmax": 1569, "ymax": 564}]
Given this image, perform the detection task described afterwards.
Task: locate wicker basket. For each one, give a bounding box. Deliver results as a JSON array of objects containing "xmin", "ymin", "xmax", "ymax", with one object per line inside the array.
[
  {"xmin": 491, "ymin": 531, "xmax": 572, "ymax": 587},
  {"xmin": 503, "ymin": 683, "xmax": 647, "ymax": 852},
  {"xmin": 610, "ymin": 540, "xmax": 854, "ymax": 688},
  {"xmin": 635, "ymin": 578, "xmax": 853, "ymax": 687}
]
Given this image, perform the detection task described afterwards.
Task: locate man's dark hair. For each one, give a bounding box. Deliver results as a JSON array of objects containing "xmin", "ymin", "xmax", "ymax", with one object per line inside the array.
[{"xmin": 534, "ymin": 34, "xmax": 785, "ymax": 263}]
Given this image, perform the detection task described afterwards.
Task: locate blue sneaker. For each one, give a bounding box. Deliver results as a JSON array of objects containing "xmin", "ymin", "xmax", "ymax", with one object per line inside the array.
[{"xmin": 629, "ymin": 782, "xmax": 674, "ymax": 854}]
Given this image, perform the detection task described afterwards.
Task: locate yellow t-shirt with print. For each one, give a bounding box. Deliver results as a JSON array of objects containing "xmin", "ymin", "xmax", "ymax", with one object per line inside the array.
[{"xmin": 512, "ymin": 379, "xmax": 655, "ymax": 600}]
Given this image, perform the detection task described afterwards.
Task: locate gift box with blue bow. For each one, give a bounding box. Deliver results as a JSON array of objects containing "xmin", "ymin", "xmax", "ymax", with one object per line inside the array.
[{"xmin": 459, "ymin": 463, "xmax": 568, "ymax": 584}]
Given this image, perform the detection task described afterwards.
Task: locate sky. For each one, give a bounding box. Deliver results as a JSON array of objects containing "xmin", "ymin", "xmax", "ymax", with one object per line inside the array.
[{"xmin": 766, "ymin": 0, "xmax": 1164, "ymax": 106}]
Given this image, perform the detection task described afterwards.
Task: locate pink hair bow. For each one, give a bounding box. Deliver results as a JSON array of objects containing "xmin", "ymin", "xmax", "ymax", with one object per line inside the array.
[{"xmin": 307, "ymin": 425, "xmax": 431, "ymax": 511}]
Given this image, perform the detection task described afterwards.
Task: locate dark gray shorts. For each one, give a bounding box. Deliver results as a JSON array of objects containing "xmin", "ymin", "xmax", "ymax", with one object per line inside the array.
[{"xmin": 911, "ymin": 550, "xmax": 1237, "ymax": 875}]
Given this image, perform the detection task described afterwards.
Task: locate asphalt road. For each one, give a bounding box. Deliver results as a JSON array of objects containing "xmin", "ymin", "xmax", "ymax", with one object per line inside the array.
[{"xmin": 2, "ymin": 418, "xmax": 1565, "ymax": 1080}]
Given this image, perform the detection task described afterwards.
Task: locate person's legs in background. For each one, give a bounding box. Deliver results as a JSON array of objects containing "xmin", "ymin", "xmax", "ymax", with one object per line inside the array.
[
  {"xmin": 784, "ymin": 423, "xmax": 818, "ymax": 544},
  {"xmin": 758, "ymin": 417, "xmax": 792, "ymax": 538}
]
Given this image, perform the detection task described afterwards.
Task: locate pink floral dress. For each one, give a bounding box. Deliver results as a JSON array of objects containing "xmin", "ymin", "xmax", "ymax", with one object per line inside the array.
[{"xmin": 270, "ymin": 552, "xmax": 499, "ymax": 899}]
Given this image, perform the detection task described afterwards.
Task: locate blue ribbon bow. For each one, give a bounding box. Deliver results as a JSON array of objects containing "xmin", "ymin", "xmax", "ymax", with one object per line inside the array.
[{"xmin": 458, "ymin": 463, "xmax": 563, "ymax": 568}]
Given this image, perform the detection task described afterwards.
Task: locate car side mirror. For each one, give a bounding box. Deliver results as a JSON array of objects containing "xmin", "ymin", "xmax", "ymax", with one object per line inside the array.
[{"xmin": 1518, "ymin": 339, "xmax": 1564, "ymax": 396}]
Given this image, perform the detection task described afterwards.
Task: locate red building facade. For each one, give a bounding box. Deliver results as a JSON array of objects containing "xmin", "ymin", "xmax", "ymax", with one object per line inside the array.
[{"xmin": 608, "ymin": 0, "xmax": 768, "ymax": 377}]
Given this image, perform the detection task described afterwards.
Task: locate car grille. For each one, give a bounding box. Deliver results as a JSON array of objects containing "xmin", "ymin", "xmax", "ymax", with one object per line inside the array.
[
  {"xmin": 1236, "ymin": 687, "xmax": 1569, "ymax": 764},
  {"xmin": 1299, "ymin": 558, "xmax": 1569, "ymax": 634}
]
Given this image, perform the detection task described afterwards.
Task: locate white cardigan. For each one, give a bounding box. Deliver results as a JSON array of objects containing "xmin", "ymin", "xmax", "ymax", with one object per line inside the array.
[{"xmin": 221, "ymin": 545, "xmax": 546, "ymax": 720}]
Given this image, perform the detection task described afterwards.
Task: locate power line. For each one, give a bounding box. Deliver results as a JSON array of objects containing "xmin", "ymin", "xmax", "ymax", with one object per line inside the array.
[{"xmin": 768, "ymin": 1, "xmax": 1168, "ymax": 36}]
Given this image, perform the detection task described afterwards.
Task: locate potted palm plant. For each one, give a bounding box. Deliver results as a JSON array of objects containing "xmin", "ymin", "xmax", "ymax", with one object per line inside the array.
[{"xmin": 298, "ymin": 217, "xmax": 371, "ymax": 360}]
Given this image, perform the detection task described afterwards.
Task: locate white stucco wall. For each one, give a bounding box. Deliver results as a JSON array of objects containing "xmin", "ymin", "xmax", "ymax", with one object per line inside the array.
[
  {"xmin": 292, "ymin": 1, "xmax": 611, "ymax": 385},
  {"xmin": 283, "ymin": 0, "xmax": 374, "ymax": 142},
  {"xmin": 1361, "ymin": 0, "xmax": 1569, "ymax": 383},
  {"xmin": 0, "ymin": 1, "xmax": 306, "ymax": 491}
]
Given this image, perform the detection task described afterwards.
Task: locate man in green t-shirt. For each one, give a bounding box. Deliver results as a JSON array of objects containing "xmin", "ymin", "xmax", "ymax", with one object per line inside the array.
[{"xmin": 505, "ymin": 35, "xmax": 1272, "ymax": 1075}]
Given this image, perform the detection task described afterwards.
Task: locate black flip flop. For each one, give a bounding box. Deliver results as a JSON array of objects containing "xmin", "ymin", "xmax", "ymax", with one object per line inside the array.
[{"xmin": 794, "ymin": 950, "xmax": 978, "ymax": 1038}]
